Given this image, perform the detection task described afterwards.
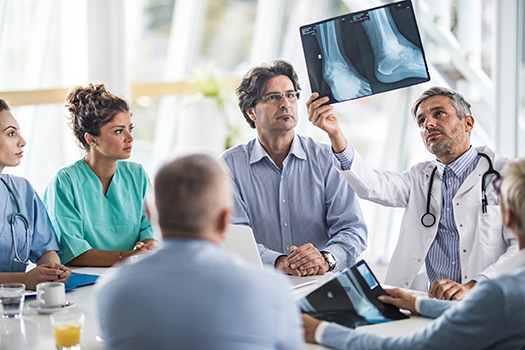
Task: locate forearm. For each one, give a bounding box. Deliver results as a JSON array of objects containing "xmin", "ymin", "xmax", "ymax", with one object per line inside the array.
[
  {"xmin": 66, "ymin": 249, "xmax": 135, "ymax": 267},
  {"xmin": 0, "ymin": 272, "xmax": 28, "ymax": 285},
  {"xmin": 35, "ymin": 250, "xmax": 61, "ymax": 265}
]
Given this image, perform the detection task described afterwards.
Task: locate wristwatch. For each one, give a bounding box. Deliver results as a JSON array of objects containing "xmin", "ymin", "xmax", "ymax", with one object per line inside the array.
[{"xmin": 320, "ymin": 251, "xmax": 336, "ymax": 272}]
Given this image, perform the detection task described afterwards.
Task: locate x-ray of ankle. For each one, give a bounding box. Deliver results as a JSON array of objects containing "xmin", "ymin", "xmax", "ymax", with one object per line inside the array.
[
  {"xmin": 362, "ymin": 7, "xmax": 427, "ymax": 83},
  {"xmin": 316, "ymin": 21, "xmax": 372, "ymax": 101}
]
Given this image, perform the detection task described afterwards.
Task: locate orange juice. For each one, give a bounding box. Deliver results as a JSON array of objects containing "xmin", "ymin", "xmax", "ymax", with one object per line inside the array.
[{"xmin": 53, "ymin": 324, "xmax": 81, "ymax": 347}]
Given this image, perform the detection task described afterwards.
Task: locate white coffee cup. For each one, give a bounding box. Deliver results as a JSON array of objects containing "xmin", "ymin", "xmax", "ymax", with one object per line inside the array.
[{"xmin": 36, "ymin": 282, "xmax": 65, "ymax": 308}]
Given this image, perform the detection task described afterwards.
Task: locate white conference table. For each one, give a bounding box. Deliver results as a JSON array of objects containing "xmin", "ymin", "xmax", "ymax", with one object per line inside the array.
[{"xmin": 3, "ymin": 268, "xmax": 432, "ymax": 350}]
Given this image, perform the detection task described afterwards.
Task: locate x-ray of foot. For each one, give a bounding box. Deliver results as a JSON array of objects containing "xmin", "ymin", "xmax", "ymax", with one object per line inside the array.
[
  {"xmin": 362, "ymin": 7, "xmax": 427, "ymax": 83},
  {"xmin": 316, "ymin": 21, "xmax": 371, "ymax": 101}
]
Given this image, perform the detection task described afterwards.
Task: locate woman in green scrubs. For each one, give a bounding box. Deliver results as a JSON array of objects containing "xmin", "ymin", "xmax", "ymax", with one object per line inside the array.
[{"xmin": 44, "ymin": 84, "xmax": 157, "ymax": 266}]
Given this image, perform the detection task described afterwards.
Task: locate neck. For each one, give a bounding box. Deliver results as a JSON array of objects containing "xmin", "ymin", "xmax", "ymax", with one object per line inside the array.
[
  {"xmin": 257, "ymin": 131, "xmax": 294, "ymax": 169},
  {"xmin": 436, "ymin": 145, "xmax": 470, "ymax": 165},
  {"xmin": 84, "ymin": 152, "xmax": 118, "ymax": 194}
]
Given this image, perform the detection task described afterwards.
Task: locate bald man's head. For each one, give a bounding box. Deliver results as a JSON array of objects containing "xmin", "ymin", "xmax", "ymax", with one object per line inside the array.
[{"xmin": 154, "ymin": 154, "xmax": 232, "ymax": 241}]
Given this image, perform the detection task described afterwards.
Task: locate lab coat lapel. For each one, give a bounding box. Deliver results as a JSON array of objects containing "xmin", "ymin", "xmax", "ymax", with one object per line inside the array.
[{"xmin": 422, "ymin": 163, "xmax": 442, "ymax": 213}]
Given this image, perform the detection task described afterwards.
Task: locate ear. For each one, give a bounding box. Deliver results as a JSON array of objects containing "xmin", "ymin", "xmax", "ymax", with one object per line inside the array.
[
  {"xmin": 501, "ymin": 203, "xmax": 515, "ymax": 229},
  {"xmin": 84, "ymin": 133, "xmax": 97, "ymax": 147},
  {"xmin": 464, "ymin": 115, "xmax": 475, "ymax": 133},
  {"xmin": 245, "ymin": 107, "xmax": 257, "ymax": 123},
  {"xmin": 215, "ymin": 207, "xmax": 231, "ymax": 243}
]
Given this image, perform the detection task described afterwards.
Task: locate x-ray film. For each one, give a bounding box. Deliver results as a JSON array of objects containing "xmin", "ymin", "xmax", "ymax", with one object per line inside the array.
[
  {"xmin": 298, "ymin": 260, "xmax": 408, "ymax": 328},
  {"xmin": 300, "ymin": 0, "xmax": 430, "ymax": 104}
]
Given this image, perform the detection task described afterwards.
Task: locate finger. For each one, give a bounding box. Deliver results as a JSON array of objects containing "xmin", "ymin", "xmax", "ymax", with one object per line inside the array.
[
  {"xmin": 316, "ymin": 267, "xmax": 326, "ymax": 275},
  {"xmin": 429, "ymin": 279, "xmax": 449, "ymax": 298},
  {"xmin": 443, "ymin": 284, "xmax": 462, "ymax": 300},
  {"xmin": 309, "ymin": 105, "xmax": 334, "ymax": 125},
  {"xmin": 290, "ymin": 252, "xmax": 321, "ymax": 269},
  {"xmin": 305, "ymin": 92, "xmax": 320, "ymax": 107},
  {"xmin": 286, "ymin": 247, "xmax": 317, "ymax": 266},
  {"xmin": 289, "ymin": 268, "xmax": 302, "ymax": 277}
]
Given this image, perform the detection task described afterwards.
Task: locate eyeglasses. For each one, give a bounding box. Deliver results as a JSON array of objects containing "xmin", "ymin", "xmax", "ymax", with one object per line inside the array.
[
  {"xmin": 259, "ymin": 92, "xmax": 300, "ymax": 104},
  {"xmin": 493, "ymin": 177, "xmax": 503, "ymax": 196}
]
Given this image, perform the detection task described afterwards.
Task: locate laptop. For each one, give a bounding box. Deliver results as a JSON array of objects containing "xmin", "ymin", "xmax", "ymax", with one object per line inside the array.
[
  {"xmin": 222, "ymin": 224, "xmax": 263, "ymax": 267},
  {"xmin": 300, "ymin": 0, "xmax": 429, "ymax": 104},
  {"xmin": 222, "ymin": 225, "xmax": 316, "ymax": 289}
]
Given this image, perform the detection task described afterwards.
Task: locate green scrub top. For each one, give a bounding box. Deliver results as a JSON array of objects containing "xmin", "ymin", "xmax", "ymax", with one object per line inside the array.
[{"xmin": 44, "ymin": 159, "xmax": 154, "ymax": 264}]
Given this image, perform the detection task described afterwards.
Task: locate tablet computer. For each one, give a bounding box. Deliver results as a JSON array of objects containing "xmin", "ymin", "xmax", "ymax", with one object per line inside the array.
[{"xmin": 300, "ymin": 0, "xmax": 430, "ymax": 104}]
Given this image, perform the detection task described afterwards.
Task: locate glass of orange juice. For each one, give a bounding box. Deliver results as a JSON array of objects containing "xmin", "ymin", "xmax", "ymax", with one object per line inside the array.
[{"xmin": 50, "ymin": 310, "xmax": 85, "ymax": 350}]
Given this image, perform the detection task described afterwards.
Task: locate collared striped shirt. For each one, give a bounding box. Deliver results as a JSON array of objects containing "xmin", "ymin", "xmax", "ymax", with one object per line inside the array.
[{"xmin": 426, "ymin": 146, "xmax": 481, "ymax": 287}]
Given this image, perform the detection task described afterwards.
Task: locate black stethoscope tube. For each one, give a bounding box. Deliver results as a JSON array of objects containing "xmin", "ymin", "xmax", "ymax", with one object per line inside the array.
[{"xmin": 421, "ymin": 152, "xmax": 500, "ymax": 228}]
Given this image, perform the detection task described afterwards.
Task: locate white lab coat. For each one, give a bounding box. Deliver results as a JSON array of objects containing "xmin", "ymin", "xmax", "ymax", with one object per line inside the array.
[{"xmin": 339, "ymin": 145, "xmax": 517, "ymax": 291}]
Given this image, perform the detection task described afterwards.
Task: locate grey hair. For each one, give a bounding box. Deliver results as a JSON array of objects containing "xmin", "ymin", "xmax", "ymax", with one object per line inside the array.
[
  {"xmin": 411, "ymin": 86, "xmax": 471, "ymax": 120},
  {"xmin": 500, "ymin": 159, "xmax": 525, "ymax": 241}
]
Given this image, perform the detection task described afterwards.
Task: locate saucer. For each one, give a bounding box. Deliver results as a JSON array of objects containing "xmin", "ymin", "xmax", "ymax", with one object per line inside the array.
[{"xmin": 27, "ymin": 300, "xmax": 75, "ymax": 314}]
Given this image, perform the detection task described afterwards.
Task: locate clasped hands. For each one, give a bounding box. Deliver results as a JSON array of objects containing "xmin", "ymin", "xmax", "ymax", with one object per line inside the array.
[{"xmin": 275, "ymin": 243, "xmax": 329, "ymax": 276}]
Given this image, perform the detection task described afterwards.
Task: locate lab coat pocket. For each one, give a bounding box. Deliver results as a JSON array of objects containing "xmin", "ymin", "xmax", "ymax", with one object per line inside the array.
[{"xmin": 479, "ymin": 205, "xmax": 505, "ymax": 252}]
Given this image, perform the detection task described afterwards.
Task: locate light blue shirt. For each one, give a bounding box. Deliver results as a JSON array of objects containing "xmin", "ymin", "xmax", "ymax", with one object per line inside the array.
[
  {"xmin": 221, "ymin": 134, "xmax": 368, "ymax": 271},
  {"xmin": 319, "ymin": 249, "xmax": 525, "ymax": 350},
  {"xmin": 427, "ymin": 147, "xmax": 484, "ymax": 286},
  {"xmin": 0, "ymin": 174, "xmax": 59, "ymax": 272},
  {"xmin": 97, "ymin": 239, "xmax": 303, "ymax": 350}
]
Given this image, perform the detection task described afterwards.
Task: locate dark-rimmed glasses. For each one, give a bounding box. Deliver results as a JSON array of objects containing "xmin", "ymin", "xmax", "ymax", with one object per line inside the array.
[{"xmin": 259, "ymin": 92, "xmax": 300, "ymax": 104}]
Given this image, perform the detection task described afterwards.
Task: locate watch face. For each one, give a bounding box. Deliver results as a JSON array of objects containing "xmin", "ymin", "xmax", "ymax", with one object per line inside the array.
[{"xmin": 322, "ymin": 251, "xmax": 336, "ymax": 271}]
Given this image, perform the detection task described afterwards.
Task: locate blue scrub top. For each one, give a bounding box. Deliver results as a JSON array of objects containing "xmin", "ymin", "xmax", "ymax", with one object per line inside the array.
[
  {"xmin": 0, "ymin": 174, "xmax": 59, "ymax": 272},
  {"xmin": 44, "ymin": 159, "xmax": 154, "ymax": 264}
]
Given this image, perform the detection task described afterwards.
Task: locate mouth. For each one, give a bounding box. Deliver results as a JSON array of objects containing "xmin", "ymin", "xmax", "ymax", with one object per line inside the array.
[
  {"xmin": 123, "ymin": 147, "xmax": 132, "ymax": 152},
  {"xmin": 426, "ymin": 131, "xmax": 441, "ymax": 142},
  {"xmin": 15, "ymin": 151, "xmax": 23, "ymax": 158}
]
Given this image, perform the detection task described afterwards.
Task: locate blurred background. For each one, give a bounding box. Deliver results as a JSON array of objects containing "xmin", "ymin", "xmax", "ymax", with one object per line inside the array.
[{"xmin": 0, "ymin": 0, "xmax": 523, "ymax": 267}]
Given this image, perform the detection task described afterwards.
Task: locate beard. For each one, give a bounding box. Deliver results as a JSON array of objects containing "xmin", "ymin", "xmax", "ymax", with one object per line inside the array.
[{"xmin": 424, "ymin": 125, "xmax": 466, "ymax": 162}]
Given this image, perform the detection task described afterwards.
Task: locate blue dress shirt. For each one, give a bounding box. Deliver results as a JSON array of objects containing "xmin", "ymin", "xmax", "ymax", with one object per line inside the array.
[
  {"xmin": 426, "ymin": 147, "xmax": 484, "ymax": 286},
  {"xmin": 97, "ymin": 239, "xmax": 304, "ymax": 350},
  {"xmin": 221, "ymin": 134, "xmax": 368, "ymax": 271},
  {"xmin": 318, "ymin": 249, "xmax": 525, "ymax": 350},
  {"xmin": 0, "ymin": 174, "xmax": 59, "ymax": 272}
]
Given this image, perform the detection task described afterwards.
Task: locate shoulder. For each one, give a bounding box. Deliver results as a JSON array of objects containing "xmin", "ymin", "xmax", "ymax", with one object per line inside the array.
[
  {"xmin": 53, "ymin": 159, "xmax": 86, "ymax": 181},
  {"xmin": 1, "ymin": 174, "xmax": 34, "ymax": 192},
  {"xmin": 476, "ymin": 146, "xmax": 513, "ymax": 170},
  {"xmin": 297, "ymin": 134, "xmax": 332, "ymax": 156},
  {"xmin": 117, "ymin": 160, "xmax": 146, "ymax": 175},
  {"xmin": 220, "ymin": 140, "xmax": 255, "ymax": 162}
]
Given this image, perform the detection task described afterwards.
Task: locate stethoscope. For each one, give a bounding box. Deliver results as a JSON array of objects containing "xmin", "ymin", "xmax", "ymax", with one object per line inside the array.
[
  {"xmin": 421, "ymin": 152, "xmax": 501, "ymax": 228},
  {"xmin": 1, "ymin": 178, "xmax": 30, "ymax": 265}
]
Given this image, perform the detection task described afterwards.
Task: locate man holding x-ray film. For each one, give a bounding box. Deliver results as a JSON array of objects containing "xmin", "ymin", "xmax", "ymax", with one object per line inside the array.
[{"xmin": 307, "ymin": 86, "xmax": 517, "ymax": 300}]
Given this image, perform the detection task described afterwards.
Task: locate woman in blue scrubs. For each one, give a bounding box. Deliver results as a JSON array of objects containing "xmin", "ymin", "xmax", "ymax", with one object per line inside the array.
[
  {"xmin": 44, "ymin": 84, "xmax": 157, "ymax": 266},
  {"xmin": 0, "ymin": 99, "xmax": 70, "ymax": 289}
]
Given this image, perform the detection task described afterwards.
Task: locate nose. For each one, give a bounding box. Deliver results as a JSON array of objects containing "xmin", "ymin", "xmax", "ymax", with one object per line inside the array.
[
  {"xmin": 280, "ymin": 94, "xmax": 292, "ymax": 109},
  {"xmin": 423, "ymin": 115, "xmax": 436, "ymax": 129},
  {"xmin": 18, "ymin": 135, "xmax": 26, "ymax": 148},
  {"xmin": 125, "ymin": 129, "xmax": 134, "ymax": 143}
]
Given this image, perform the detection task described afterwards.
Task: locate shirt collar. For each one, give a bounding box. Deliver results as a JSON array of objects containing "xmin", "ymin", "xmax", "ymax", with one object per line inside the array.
[
  {"xmin": 437, "ymin": 146, "xmax": 477, "ymax": 179},
  {"xmin": 250, "ymin": 134, "xmax": 306, "ymax": 165}
]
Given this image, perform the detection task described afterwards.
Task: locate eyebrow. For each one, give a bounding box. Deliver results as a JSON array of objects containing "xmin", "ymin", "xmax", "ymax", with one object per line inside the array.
[
  {"xmin": 111, "ymin": 124, "xmax": 133, "ymax": 129},
  {"xmin": 417, "ymin": 106, "xmax": 446, "ymax": 119},
  {"xmin": 264, "ymin": 89, "xmax": 296, "ymax": 95},
  {"xmin": 2, "ymin": 126, "xmax": 17, "ymax": 132}
]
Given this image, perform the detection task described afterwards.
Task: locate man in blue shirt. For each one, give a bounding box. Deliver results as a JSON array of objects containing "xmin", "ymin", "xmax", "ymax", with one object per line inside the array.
[
  {"xmin": 221, "ymin": 60, "xmax": 368, "ymax": 276},
  {"xmin": 307, "ymin": 87, "xmax": 516, "ymax": 299},
  {"xmin": 97, "ymin": 154, "xmax": 303, "ymax": 350},
  {"xmin": 302, "ymin": 159, "xmax": 525, "ymax": 350}
]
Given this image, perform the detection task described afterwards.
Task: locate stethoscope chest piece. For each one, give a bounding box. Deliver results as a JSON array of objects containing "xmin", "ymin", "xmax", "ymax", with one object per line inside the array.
[{"xmin": 421, "ymin": 212, "xmax": 436, "ymax": 228}]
